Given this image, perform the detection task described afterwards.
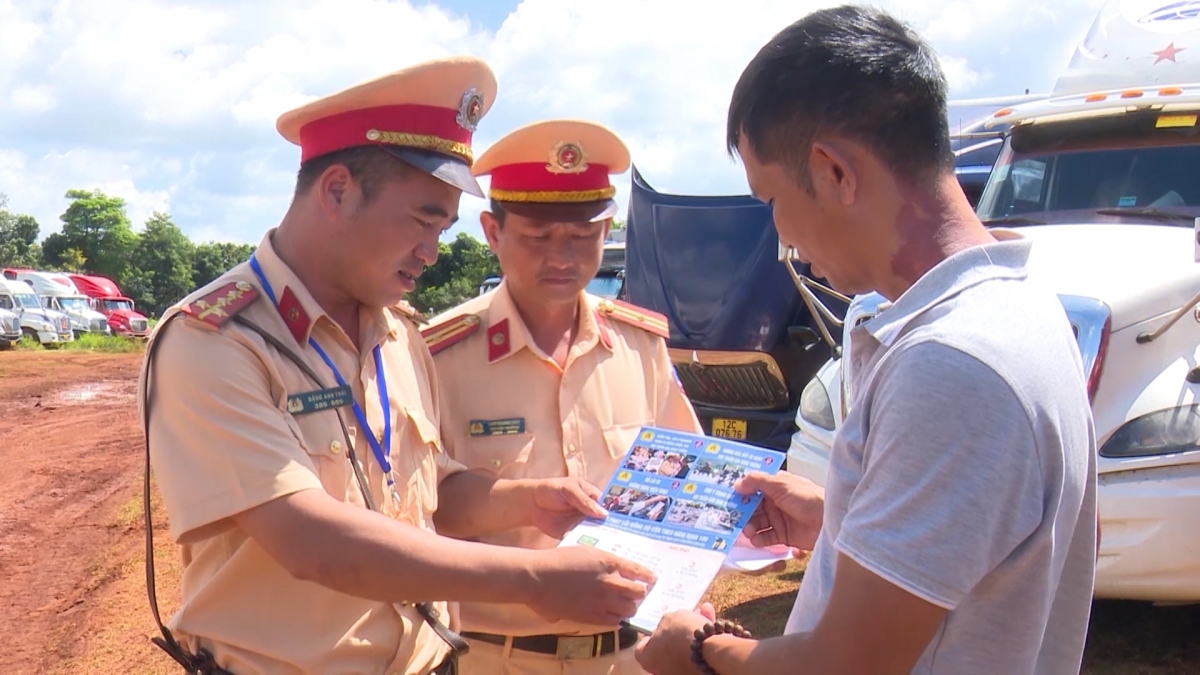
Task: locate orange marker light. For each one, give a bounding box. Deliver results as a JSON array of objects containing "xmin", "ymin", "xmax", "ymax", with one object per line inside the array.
[
  {"xmin": 994, "ymin": 108, "xmax": 1013, "ymax": 118},
  {"xmin": 1085, "ymin": 93, "xmax": 1107, "ymax": 102},
  {"xmin": 1159, "ymin": 87, "xmax": 1183, "ymax": 96},
  {"xmin": 1120, "ymin": 89, "xmax": 1144, "ymax": 99}
]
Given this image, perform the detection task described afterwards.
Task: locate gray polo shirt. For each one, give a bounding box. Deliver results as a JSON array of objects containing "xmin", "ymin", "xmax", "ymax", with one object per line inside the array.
[{"xmin": 785, "ymin": 236, "xmax": 1098, "ymax": 674}]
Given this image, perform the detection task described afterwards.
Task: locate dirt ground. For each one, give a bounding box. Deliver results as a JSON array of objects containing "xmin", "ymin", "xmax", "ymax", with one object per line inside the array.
[{"xmin": 1, "ymin": 351, "xmax": 1197, "ymax": 673}]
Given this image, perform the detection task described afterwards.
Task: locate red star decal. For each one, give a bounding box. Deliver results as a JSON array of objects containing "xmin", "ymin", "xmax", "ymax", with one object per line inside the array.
[{"xmin": 1153, "ymin": 42, "xmax": 1186, "ymax": 65}]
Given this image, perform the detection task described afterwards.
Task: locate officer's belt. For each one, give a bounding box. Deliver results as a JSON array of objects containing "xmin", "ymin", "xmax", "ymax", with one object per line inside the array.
[{"xmin": 461, "ymin": 627, "xmax": 641, "ymax": 660}]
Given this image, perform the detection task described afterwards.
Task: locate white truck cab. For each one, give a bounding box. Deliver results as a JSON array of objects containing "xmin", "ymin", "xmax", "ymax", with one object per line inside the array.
[
  {"xmin": 0, "ymin": 306, "xmax": 21, "ymax": 349},
  {"xmin": 0, "ymin": 279, "xmax": 74, "ymax": 347},
  {"xmin": 785, "ymin": 1, "xmax": 1200, "ymax": 603},
  {"xmin": 11, "ymin": 270, "xmax": 111, "ymax": 337}
]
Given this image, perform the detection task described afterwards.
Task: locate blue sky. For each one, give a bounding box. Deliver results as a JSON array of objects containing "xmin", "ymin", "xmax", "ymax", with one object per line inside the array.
[{"xmin": 0, "ymin": 0, "xmax": 1117, "ymax": 246}]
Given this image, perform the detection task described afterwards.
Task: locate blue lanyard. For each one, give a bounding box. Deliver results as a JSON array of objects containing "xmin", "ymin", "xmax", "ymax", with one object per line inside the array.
[{"xmin": 249, "ymin": 255, "xmax": 394, "ymax": 488}]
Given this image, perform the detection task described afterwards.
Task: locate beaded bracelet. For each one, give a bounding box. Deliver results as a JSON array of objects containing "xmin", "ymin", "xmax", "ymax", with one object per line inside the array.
[{"xmin": 690, "ymin": 618, "xmax": 753, "ymax": 675}]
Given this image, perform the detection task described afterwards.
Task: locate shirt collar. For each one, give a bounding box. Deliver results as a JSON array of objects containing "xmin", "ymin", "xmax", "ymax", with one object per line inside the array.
[
  {"xmin": 254, "ymin": 228, "xmax": 393, "ymax": 349},
  {"xmin": 485, "ymin": 282, "xmax": 610, "ymax": 364},
  {"xmin": 864, "ymin": 230, "xmax": 1031, "ymax": 348}
]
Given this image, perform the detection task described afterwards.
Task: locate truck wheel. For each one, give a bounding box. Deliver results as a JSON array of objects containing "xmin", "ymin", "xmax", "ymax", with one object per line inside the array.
[{"xmin": 21, "ymin": 328, "xmax": 41, "ymax": 348}]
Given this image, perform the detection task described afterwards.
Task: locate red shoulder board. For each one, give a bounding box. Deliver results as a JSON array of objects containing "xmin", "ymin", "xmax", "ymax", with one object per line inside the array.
[
  {"xmin": 421, "ymin": 313, "xmax": 481, "ymax": 356},
  {"xmin": 181, "ymin": 281, "xmax": 259, "ymax": 328},
  {"xmin": 596, "ymin": 299, "xmax": 670, "ymax": 339}
]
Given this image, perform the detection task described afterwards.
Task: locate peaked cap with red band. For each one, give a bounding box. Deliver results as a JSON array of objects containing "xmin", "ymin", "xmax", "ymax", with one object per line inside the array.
[
  {"xmin": 472, "ymin": 119, "xmax": 631, "ymax": 222},
  {"xmin": 275, "ymin": 55, "xmax": 497, "ymax": 198}
]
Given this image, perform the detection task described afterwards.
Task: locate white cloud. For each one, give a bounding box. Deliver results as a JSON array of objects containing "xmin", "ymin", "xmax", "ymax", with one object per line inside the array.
[{"xmin": 0, "ymin": 0, "xmax": 1109, "ymax": 246}]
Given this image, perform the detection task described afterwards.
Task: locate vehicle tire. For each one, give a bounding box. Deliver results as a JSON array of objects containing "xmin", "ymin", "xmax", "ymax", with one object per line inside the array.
[{"xmin": 21, "ymin": 327, "xmax": 39, "ymax": 343}]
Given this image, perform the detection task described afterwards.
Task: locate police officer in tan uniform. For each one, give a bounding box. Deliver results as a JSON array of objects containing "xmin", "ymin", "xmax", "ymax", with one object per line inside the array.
[
  {"xmin": 422, "ymin": 120, "xmax": 704, "ymax": 674},
  {"xmin": 138, "ymin": 59, "xmax": 655, "ymax": 675}
]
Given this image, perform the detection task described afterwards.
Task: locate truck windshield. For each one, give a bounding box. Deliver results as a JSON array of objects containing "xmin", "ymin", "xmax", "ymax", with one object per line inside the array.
[
  {"xmin": 102, "ymin": 299, "xmax": 134, "ymax": 311},
  {"xmin": 977, "ymin": 111, "xmax": 1200, "ymax": 226},
  {"xmin": 586, "ymin": 274, "xmax": 624, "ymax": 299},
  {"xmin": 15, "ymin": 293, "xmax": 41, "ymax": 309},
  {"xmin": 57, "ymin": 296, "xmax": 90, "ymax": 311}
]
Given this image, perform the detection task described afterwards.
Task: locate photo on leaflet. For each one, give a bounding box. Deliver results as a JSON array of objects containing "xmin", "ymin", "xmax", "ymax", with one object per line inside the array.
[
  {"xmin": 665, "ymin": 499, "xmax": 740, "ymax": 534},
  {"xmin": 601, "ymin": 486, "xmax": 672, "ymax": 523},
  {"xmin": 688, "ymin": 460, "xmax": 748, "ymax": 487},
  {"xmin": 622, "ymin": 447, "xmax": 695, "ymax": 480}
]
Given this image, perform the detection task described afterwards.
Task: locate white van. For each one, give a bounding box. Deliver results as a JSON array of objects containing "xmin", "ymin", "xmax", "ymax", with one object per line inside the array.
[
  {"xmin": 0, "ymin": 279, "xmax": 74, "ymax": 346},
  {"xmin": 12, "ymin": 270, "xmax": 110, "ymax": 337}
]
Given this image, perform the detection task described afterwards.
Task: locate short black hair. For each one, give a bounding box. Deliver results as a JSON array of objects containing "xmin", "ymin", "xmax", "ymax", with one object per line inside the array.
[
  {"xmin": 727, "ymin": 5, "xmax": 953, "ymax": 191},
  {"xmin": 293, "ymin": 146, "xmax": 412, "ymax": 203},
  {"xmin": 488, "ymin": 199, "xmax": 508, "ymax": 225}
]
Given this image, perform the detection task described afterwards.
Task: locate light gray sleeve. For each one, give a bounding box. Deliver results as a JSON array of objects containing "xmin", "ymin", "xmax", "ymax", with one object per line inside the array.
[{"xmin": 834, "ymin": 341, "xmax": 1044, "ymax": 610}]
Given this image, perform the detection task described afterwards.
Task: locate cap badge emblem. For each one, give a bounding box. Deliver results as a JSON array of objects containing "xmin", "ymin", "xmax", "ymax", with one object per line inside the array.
[
  {"xmin": 457, "ymin": 88, "xmax": 484, "ymax": 132},
  {"xmin": 547, "ymin": 141, "xmax": 587, "ymax": 174}
]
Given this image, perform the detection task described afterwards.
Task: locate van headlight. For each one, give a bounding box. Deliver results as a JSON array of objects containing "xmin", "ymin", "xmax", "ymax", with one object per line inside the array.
[
  {"xmin": 1100, "ymin": 405, "xmax": 1200, "ymax": 458},
  {"xmin": 799, "ymin": 378, "xmax": 836, "ymax": 431}
]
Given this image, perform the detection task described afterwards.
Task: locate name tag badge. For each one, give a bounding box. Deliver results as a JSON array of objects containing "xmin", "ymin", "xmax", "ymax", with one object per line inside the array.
[
  {"xmin": 287, "ymin": 385, "xmax": 354, "ymax": 415},
  {"xmin": 468, "ymin": 418, "xmax": 526, "ymax": 437}
]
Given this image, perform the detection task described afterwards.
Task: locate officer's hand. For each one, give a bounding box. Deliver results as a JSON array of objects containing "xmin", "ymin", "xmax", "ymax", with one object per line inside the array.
[
  {"xmin": 634, "ymin": 604, "xmax": 716, "ymax": 674},
  {"xmin": 527, "ymin": 546, "xmax": 656, "ymax": 626},
  {"xmin": 528, "ymin": 477, "xmax": 608, "ymax": 539},
  {"xmin": 736, "ymin": 471, "xmax": 825, "ymax": 552}
]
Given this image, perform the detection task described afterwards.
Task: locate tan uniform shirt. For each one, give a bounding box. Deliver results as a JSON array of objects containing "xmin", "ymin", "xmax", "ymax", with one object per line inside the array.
[
  {"xmin": 139, "ymin": 230, "xmax": 463, "ymax": 675},
  {"xmin": 428, "ymin": 282, "xmax": 702, "ymax": 638}
]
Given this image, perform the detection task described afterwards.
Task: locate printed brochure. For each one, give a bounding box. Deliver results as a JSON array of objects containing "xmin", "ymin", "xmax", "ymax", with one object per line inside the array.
[{"xmin": 557, "ymin": 426, "xmax": 784, "ymax": 633}]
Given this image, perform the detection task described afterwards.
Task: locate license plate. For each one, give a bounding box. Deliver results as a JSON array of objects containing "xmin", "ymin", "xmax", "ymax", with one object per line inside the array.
[{"xmin": 711, "ymin": 418, "xmax": 747, "ymax": 440}]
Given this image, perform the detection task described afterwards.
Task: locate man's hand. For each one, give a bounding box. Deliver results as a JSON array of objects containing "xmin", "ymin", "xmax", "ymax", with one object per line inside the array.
[
  {"xmin": 527, "ymin": 477, "xmax": 608, "ymax": 539},
  {"xmin": 635, "ymin": 603, "xmax": 716, "ymax": 674},
  {"xmin": 737, "ymin": 472, "xmax": 825, "ymax": 551},
  {"xmin": 526, "ymin": 545, "xmax": 656, "ymax": 626}
]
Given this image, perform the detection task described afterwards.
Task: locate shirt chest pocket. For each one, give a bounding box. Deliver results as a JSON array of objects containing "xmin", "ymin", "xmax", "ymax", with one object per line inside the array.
[
  {"xmin": 392, "ymin": 406, "xmax": 444, "ymax": 526},
  {"xmin": 463, "ymin": 432, "xmax": 535, "ymax": 480},
  {"xmin": 284, "ymin": 405, "xmax": 354, "ymax": 501}
]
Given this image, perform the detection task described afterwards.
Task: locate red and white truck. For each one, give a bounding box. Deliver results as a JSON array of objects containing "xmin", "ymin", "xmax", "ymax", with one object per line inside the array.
[{"xmin": 68, "ymin": 273, "xmax": 151, "ymax": 339}]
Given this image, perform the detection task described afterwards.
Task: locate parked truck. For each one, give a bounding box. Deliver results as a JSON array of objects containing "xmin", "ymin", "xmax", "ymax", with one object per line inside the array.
[
  {"xmin": 2, "ymin": 269, "xmax": 111, "ymax": 338},
  {"xmin": 0, "ymin": 279, "xmax": 74, "ymax": 347},
  {"xmin": 67, "ymin": 273, "xmax": 150, "ymax": 339},
  {"xmin": 0, "ymin": 305, "xmax": 21, "ymax": 349}
]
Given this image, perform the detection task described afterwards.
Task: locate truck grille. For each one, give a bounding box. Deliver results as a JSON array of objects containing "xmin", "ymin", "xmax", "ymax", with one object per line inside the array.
[
  {"xmin": 131, "ymin": 318, "xmax": 149, "ymax": 333},
  {"xmin": 57, "ymin": 317, "xmax": 70, "ymax": 333},
  {"xmin": 671, "ymin": 351, "xmax": 790, "ymax": 411},
  {"xmin": 3, "ymin": 317, "xmax": 17, "ymax": 334},
  {"xmin": 91, "ymin": 318, "xmax": 108, "ymax": 332}
]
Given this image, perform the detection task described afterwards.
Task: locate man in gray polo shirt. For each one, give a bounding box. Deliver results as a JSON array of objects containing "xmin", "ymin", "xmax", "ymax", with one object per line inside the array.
[{"xmin": 635, "ymin": 6, "xmax": 1097, "ymax": 675}]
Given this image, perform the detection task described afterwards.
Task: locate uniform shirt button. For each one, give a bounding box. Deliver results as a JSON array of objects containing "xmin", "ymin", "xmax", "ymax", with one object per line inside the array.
[
  {"xmin": 567, "ymin": 444, "xmax": 577, "ymax": 454},
  {"xmin": 330, "ymin": 441, "xmax": 342, "ymax": 454},
  {"xmin": 490, "ymin": 459, "xmax": 502, "ymax": 468}
]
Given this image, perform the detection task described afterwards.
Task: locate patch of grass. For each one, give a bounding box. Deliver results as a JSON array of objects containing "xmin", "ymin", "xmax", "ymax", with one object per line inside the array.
[
  {"xmin": 14, "ymin": 332, "xmax": 144, "ymax": 353},
  {"xmin": 14, "ymin": 335, "xmax": 42, "ymax": 350},
  {"xmin": 62, "ymin": 332, "xmax": 145, "ymax": 353}
]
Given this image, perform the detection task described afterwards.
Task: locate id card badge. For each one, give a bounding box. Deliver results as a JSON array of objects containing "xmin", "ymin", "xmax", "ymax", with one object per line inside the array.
[{"xmin": 287, "ymin": 385, "xmax": 354, "ymax": 415}]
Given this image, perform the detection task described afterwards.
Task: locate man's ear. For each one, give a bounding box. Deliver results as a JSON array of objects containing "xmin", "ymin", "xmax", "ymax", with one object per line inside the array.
[
  {"xmin": 810, "ymin": 140, "xmax": 858, "ymax": 207},
  {"xmin": 480, "ymin": 211, "xmax": 502, "ymax": 253},
  {"xmin": 316, "ymin": 164, "xmax": 354, "ymax": 220}
]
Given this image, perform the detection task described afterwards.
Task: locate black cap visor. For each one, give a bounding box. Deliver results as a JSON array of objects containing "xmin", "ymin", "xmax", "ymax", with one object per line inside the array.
[{"xmin": 380, "ymin": 146, "xmax": 484, "ymax": 198}]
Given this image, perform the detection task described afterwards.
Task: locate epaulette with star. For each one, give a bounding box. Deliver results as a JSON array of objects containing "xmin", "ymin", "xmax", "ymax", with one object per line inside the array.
[
  {"xmin": 391, "ymin": 300, "xmax": 429, "ymax": 326},
  {"xmin": 422, "ymin": 313, "xmax": 481, "ymax": 356},
  {"xmin": 180, "ymin": 281, "xmax": 259, "ymax": 328},
  {"xmin": 596, "ymin": 298, "xmax": 670, "ymax": 339}
]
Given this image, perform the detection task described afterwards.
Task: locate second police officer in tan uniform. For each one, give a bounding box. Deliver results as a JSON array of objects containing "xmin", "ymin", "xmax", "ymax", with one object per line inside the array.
[
  {"xmin": 423, "ymin": 120, "xmax": 704, "ymax": 674},
  {"xmin": 139, "ymin": 60, "xmax": 655, "ymax": 675}
]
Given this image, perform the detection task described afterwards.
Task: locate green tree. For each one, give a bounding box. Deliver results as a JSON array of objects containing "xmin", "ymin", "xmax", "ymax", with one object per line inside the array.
[
  {"xmin": 124, "ymin": 212, "xmax": 196, "ymax": 316},
  {"xmin": 408, "ymin": 233, "xmax": 500, "ymax": 315},
  {"xmin": 43, "ymin": 189, "xmax": 137, "ymax": 280},
  {"xmin": 609, "ymin": 216, "xmax": 626, "ymax": 231},
  {"xmin": 191, "ymin": 241, "xmax": 256, "ymax": 288},
  {"xmin": 0, "ymin": 194, "xmax": 43, "ymax": 268}
]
